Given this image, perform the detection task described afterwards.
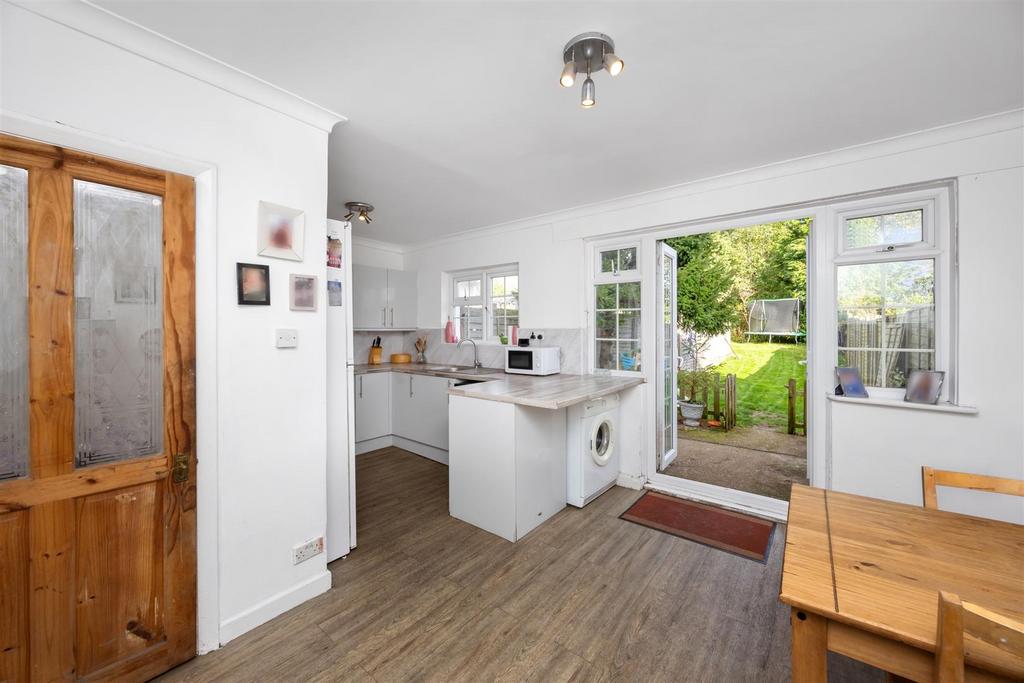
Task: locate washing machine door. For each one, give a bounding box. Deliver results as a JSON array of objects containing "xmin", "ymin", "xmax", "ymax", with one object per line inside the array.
[{"xmin": 590, "ymin": 418, "xmax": 615, "ymax": 466}]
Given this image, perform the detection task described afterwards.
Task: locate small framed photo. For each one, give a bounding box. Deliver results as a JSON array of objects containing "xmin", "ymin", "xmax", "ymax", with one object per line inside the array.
[
  {"xmin": 257, "ymin": 201, "xmax": 305, "ymax": 261},
  {"xmin": 835, "ymin": 366, "xmax": 869, "ymax": 398},
  {"xmin": 290, "ymin": 274, "xmax": 317, "ymax": 311},
  {"xmin": 237, "ymin": 263, "xmax": 270, "ymax": 305},
  {"xmin": 905, "ymin": 370, "xmax": 944, "ymax": 404},
  {"xmin": 327, "ymin": 280, "xmax": 343, "ymax": 307}
]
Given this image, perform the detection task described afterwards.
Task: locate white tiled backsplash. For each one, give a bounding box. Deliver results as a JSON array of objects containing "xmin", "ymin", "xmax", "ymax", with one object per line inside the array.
[{"xmin": 353, "ymin": 329, "xmax": 583, "ymax": 374}]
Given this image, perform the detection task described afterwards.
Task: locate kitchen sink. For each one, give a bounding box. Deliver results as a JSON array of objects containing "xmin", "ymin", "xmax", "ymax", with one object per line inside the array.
[{"xmin": 426, "ymin": 365, "xmax": 494, "ymax": 375}]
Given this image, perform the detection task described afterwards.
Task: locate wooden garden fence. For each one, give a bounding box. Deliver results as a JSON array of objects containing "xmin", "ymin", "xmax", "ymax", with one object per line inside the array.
[
  {"xmin": 680, "ymin": 372, "xmax": 737, "ymax": 431},
  {"xmin": 786, "ymin": 378, "xmax": 806, "ymax": 436}
]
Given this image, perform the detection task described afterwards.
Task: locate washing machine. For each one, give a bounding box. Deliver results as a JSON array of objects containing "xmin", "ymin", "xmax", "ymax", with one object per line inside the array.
[{"xmin": 566, "ymin": 393, "xmax": 620, "ymax": 508}]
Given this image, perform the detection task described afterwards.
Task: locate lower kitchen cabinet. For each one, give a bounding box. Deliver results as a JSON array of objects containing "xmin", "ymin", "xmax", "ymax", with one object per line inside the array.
[
  {"xmin": 391, "ymin": 372, "xmax": 451, "ymax": 450},
  {"xmin": 355, "ymin": 372, "xmax": 390, "ymax": 442}
]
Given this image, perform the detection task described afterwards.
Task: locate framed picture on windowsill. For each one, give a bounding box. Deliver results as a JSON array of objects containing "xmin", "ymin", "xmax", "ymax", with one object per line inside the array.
[
  {"xmin": 835, "ymin": 367, "xmax": 868, "ymax": 398},
  {"xmin": 904, "ymin": 370, "xmax": 944, "ymax": 405}
]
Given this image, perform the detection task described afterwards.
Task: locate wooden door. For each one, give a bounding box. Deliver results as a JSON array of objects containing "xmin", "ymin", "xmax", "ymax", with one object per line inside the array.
[{"xmin": 0, "ymin": 134, "xmax": 196, "ymax": 682}]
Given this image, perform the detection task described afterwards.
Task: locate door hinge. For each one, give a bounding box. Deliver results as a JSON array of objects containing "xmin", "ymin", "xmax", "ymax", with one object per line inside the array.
[{"xmin": 172, "ymin": 453, "xmax": 190, "ymax": 483}]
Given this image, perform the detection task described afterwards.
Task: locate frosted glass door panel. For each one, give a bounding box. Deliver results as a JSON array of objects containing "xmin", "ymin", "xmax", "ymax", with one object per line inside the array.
[
  {"xmin": 74, "ymin": 180, "xmax": 163, "ymax": 467},
  {"xmin": 0, "ymin": 165, "xmax": 29, "ymax": 480}
]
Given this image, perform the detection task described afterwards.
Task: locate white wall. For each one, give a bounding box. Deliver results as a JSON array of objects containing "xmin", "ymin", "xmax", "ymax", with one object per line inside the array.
[
  {"xmin": 400, "ymin": 112, "xmax": 1024, "ymax": 523},
  {"xmin": 2, "ymin": 1, "xmax": 343, "ymax": 649},
  {"xmin": 352, "ymin": 236, "xmax": 404, "ymax": 270}
]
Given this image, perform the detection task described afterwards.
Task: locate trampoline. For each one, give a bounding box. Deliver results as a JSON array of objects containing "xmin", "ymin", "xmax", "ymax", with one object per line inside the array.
[{"xmin": 747, "ymin": 298, "xmax": 804, "ymax": 342}]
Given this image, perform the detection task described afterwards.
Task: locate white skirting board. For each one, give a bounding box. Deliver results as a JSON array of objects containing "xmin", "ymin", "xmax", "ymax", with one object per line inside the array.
[
  {"xmin": 616, "ymin": 472, "xmax": 645, "ymax": 490},
  {"xmin": 218, "ymin": 570, "xmax": 332, "ymax": 645}
]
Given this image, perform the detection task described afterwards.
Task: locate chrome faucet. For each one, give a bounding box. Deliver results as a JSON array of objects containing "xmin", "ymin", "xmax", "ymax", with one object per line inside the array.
[{"xmin": 457, "ymin": 338, "xmax": 481, "ymax": 368}]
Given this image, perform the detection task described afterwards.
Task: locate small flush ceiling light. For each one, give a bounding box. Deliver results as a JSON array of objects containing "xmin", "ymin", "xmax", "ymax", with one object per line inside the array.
[
  {"xmin": 560, "ymin": 32, "xmax": 623, "ymax": 108},
  {"xmin": 343, "ymin": 201, "xmax": 374, "ymax": 224}
]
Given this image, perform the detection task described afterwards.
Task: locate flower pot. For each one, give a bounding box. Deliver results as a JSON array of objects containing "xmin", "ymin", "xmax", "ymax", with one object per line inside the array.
[{"xmin": 678, "ymin": 401, "xmax": 705, "ymax": 428}]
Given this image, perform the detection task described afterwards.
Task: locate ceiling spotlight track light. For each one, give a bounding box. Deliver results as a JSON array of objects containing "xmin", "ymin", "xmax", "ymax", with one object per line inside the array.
[
  {"xmin": 343, "ymin": 201, "xmax": 374, "ymax": 224},
  {"xmin": 560, "ymin": 32, "xmax": 623, "ymax": 109}
]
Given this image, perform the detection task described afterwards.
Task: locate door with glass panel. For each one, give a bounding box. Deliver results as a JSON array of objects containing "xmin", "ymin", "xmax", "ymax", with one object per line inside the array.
[
  {"xmin": 0, "ymin": 134, "xmax": 196, "ymax": 682},
  {"xmin": 656, "ymin": 242, "xmax": 678, "ymax": 469}
]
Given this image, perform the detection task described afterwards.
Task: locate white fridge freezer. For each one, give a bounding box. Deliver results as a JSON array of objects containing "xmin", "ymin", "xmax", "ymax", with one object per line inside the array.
[{"xmin": 326, "ymin": 219, "xmax": 356, "ymax": 562}]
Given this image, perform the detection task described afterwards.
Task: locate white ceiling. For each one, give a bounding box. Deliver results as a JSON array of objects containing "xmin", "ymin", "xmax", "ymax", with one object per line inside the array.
[{"xmin": 98, "ymin": 1, "xmax": 1023, "ymax": 245}]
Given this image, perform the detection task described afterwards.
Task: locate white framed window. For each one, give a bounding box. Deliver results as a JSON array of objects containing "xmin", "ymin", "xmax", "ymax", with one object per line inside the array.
[
  {"xmin": 832, "ymin": 188, "xmax": 952, "ymax": 399},
  {"xmin": 449, "ymin": 265, "xmax": 518, "ymax": 343},
  {"xmin": 591, "ymin": 241, "xmax": 642, "ymax": 373},
  {"xmin": 596, "ymin": 245, "xmax": 639, "ymax": 278}
]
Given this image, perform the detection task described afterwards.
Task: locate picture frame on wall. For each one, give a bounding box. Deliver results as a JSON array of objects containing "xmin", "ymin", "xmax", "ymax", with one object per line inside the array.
[
  {"xmin": 237, "ymin": 262, "xmax": 270, "ymax": 305},
  {"xmin": 904, "ymin": 370, "xmax": 944, "ymax": 404},
  {"xmin": 290, "ymin": 274, "xmax": 317, "ymax": 311},
  {"xmin": 257, "ymin": 201, "xmax": 305, "ymax": 261}
]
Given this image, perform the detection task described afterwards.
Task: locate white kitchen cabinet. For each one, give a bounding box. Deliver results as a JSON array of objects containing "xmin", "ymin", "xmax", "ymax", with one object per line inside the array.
[
  {"xmin": 448, "ymin": 395, "xmax": 566, "ymax": 542},
  {"xmin": 354, "ymin": 372, "xmax": 390, "ymax": 442},
  {"xmin": 388, "ymin": 268, "xmax": 418, "ymax": 330},
  {"xmin": 353, "ymin": 265, "xmax": 417, "ymax": 330},
  {"xmin": 352, "ymin": 264, "xmax": 389, "ymax": 330},
  {"xmin": 392, "ymin": 373, "xmax": 450, "ymax": 450}
]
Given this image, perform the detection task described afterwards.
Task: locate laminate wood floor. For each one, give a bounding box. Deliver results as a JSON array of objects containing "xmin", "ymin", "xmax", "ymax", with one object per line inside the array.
[{"xmin": 156, "ymin": 447, "xmax": 884, "ymax": 682}]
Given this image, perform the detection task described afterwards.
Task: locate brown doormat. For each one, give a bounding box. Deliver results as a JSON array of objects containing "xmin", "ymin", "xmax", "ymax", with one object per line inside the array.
[{"xmin": 620, "ymin": 491, "xmax": 776, "ymax": 562}]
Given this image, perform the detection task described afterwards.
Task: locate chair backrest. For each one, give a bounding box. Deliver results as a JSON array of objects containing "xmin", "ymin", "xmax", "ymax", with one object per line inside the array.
[
  {"xmin": 921, "ymin": 467, "xmax": 1024, "ymax": 510},
  {"xmin": 934, "ymin": 591, "xmax": 1024, "ymax": 682}
]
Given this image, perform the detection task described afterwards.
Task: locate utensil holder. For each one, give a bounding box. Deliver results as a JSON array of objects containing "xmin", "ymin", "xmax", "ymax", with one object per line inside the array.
[{"xmin": 368, "ymin": 347, "xmax": 383, "ymax": 365}]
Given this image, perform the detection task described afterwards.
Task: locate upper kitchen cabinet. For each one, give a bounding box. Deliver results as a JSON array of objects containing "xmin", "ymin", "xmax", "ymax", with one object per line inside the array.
[
  {"xmin": 353, "ymin": 265, "xmax": 418, "ymax": 330},
  {"xmin": 388, "ymin": 268, "xmax": 418, "ymax": 329}
]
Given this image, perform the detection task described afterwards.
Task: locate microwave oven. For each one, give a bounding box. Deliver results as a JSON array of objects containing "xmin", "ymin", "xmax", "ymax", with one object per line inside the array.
[{"xmin": 505, "ymin": 346, "xmax": 561, "ymax": 376}]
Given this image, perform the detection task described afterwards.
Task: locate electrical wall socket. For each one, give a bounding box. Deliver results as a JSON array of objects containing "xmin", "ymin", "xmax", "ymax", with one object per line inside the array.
[
  {"xmin": 276, "ymin": 329, "xmax": 298, "ymax": 348},
  {"xmin": 292, "ymin": 536, "xmax": 324, "ymax": 565}
]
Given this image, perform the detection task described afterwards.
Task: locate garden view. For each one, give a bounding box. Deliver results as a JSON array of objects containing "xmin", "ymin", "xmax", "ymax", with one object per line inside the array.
[{"xmin": 661, "ymin": 219, "xmax": 810, "ymax": 501}]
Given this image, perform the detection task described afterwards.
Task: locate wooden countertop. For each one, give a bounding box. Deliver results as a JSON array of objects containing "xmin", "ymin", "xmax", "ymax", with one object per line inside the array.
[
  {"xmin": 781, "ymin": 484, "xmax": 1024, "ymax": 679},
  {"xmin": 353, "ymin": 363, "xmax": 644, "ymax": 410}
]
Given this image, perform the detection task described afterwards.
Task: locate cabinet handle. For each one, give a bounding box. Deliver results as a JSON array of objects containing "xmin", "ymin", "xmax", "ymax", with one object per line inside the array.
[
  {"xmin": 381, "ymin": 308, "xmax": 386, "ymax": 325},
  {"xmin": 359, "ymin": 375, "xmax": 363, "ymax": 398},
  {"xmin": 390, "ymin": 308, "xmax": 394, "ymax": 327},
  {"xmin": 409, "ymin": 375, "xmax": 413, "ymax": 397}
]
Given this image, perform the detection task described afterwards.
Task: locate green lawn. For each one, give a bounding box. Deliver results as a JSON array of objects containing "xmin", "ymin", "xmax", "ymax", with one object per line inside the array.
[{"xmin": 710, "ymin": 341, "xmax": 806, "ymax": 430}]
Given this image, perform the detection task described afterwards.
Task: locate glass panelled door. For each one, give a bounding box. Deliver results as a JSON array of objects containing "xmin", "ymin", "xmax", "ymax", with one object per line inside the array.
[
  {"xmin": 657, "ymin": 242, "xmax": 678, "ymax": 469},
  {"xmin": 0, "ymin": 134, "xmax": 196, "ymax": 683}
]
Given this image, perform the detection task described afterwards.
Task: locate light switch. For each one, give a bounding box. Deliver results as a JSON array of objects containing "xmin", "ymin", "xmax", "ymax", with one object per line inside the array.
[{"xmin": 276, "ymin": 329, "xmax": 298, "ymax": 348}]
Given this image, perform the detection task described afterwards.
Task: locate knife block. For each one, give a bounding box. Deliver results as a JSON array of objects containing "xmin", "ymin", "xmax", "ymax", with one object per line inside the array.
[{"xmin": 368, "ymin": 347, "xmax": 383, "ymax": 365}]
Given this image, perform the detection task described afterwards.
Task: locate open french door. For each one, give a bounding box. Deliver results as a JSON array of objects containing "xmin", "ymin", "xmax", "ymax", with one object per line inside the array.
[{"xmin": 656, "ymin": 242, "xmax": 678, "ymax": 470}]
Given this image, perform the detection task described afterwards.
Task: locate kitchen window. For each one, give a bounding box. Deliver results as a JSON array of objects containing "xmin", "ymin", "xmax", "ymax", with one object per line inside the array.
[
  {"xmin": 594, "ymin": 282, "xmax": 642, "ymax": 372},
  {"xmin": 833, "ymin": 190, "xmax": 952, "ymax": 396},
  {"xmin": 591, "ymin": 241, "xmax": 642, "ymax": 373},
  {"xmin": 450, "ymin": 265, "xmax": 518, "ymax": 342}
]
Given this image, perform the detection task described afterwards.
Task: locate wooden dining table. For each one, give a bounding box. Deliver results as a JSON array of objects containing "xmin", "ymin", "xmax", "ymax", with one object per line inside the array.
[{"xmin": 780, "ymin": 484, "xmax": 1024, "ymax": 682}]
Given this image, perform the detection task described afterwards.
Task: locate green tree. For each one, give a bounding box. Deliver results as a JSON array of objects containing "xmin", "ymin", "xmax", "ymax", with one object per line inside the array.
[{"xmin": 664, "ymin": 235, "xmax": 740, "ymax": 339}]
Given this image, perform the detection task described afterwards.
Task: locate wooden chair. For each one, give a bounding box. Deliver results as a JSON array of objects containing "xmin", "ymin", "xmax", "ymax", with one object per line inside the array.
[
  {"xmin": 934, "ymin": 591, "xmax": 1024, "ymax": 682},
  {"xmin": 921, "ymin": 466, "xmax": 1024, "ymax": 510}
]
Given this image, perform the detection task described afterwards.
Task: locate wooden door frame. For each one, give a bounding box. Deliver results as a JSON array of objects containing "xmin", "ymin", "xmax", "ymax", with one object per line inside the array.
[
  {"xmin": 1, "ymin": 116, "xmax": 221, "ymax": 655},
  {"xmin": 0, "ymin": 132, "xmax": 199, "ymax": 679}
]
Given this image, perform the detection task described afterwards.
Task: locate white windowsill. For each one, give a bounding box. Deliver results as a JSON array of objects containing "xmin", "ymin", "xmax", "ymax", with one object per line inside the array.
[{"xmin": 826, "ymin": 393, "xmax": 978, "ymax": 415}]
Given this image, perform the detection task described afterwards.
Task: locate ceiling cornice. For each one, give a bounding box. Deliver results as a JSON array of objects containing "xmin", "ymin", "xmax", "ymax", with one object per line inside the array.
[{"xmin": 7, "ymin": 0, "xmax": 347, "ymax": 133}]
